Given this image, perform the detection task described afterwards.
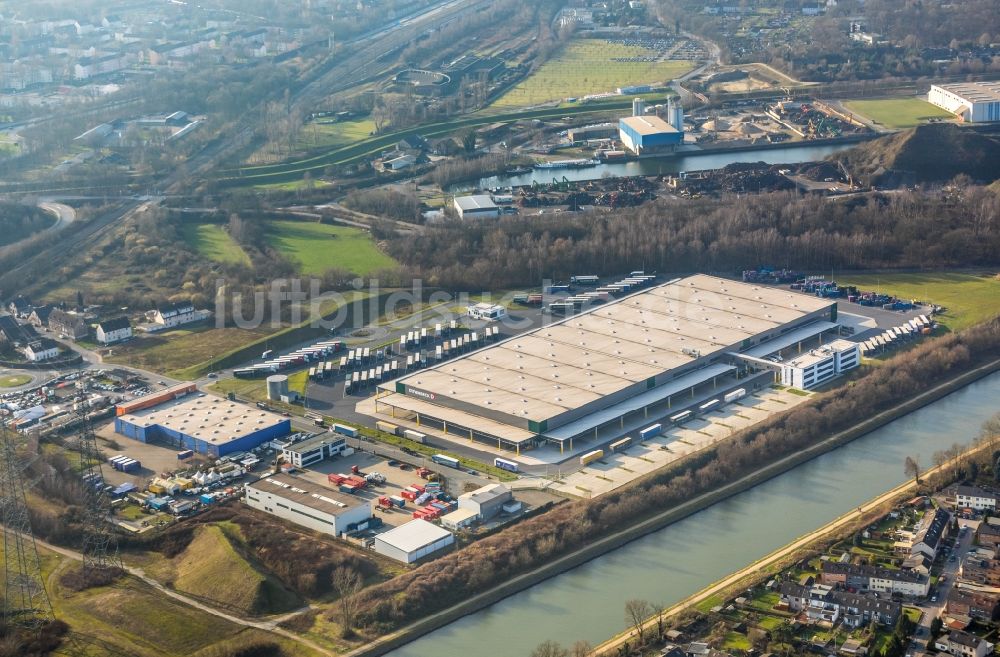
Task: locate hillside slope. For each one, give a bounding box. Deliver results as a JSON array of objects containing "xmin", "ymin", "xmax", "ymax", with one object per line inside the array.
[
  {"xmin": 833, "ymin": 124, "xmax": 1000, "ymax": 185},
  {"xmin": 157, "ymin": 524, "xmax": 301, "ymax": 615}
]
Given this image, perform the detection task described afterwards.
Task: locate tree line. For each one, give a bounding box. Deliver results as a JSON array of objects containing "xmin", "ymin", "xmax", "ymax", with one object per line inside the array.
[
  {"xmin": 382, "ymin": 184, "xmax": 1000, "ymax": 291},
  {"xmin": 346, "ymin": 316, "xmax": 1000, "ymax": 635}
]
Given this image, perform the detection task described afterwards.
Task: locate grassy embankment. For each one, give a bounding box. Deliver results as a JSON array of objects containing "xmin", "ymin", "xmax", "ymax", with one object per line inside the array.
[
  {"xmin": 493, "ymin": 39, "xmax": 692, "ymax": 108},
  {"xmin": 265, "ymin": 220, "xmax": 398, "ymax": 276},
  {"xmin": 836, "ymin": 272, "xmax": 1000, "ymax": 332},
  {"xmin": 0, "ymin": 542, "xmax": 322, "ymax": 657},
  {"xmin": 179, "ymin": 222, "xmax": 251, "ymax": 265},
  {"xmin": 843, "ymin": 97, "xmax": 954, "ymax": 129}
]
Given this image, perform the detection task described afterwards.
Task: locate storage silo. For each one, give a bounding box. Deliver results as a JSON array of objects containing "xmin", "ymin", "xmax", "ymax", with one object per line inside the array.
[
  {"xmin": 632, "ymin": 97, "xmax": 645, "ymax": 117},
  {"xmin": 668, "ymin": 98, "xmax": 684, "ymax": 133},
  {"xmin": 267, "ymin": 375, "xmax": 289, "ymax": 401}
]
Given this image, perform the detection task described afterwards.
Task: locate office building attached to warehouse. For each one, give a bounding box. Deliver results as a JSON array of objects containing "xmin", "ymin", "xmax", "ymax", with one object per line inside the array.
[
  {"xmin": 114, "ymin": 386, "xmax": 291, "ymax": 457},
  {"xmin": 363, "ymin": 274, "xmax": 859, "ymax": 461}
]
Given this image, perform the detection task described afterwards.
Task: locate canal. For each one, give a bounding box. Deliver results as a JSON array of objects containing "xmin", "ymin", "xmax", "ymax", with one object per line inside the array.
[
  {"xmin": 388, "ymin": 371, "xmax": 1000, "ymax": 657},
  {"xmin": 465, "ymin": 142, "xmax": 854, "ymax": 190}
]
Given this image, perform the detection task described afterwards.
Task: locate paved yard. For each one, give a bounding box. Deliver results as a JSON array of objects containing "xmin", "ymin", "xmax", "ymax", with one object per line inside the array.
[{"xmin": 551, "ymin": 388, "xmax": 811, "ymax": 498}]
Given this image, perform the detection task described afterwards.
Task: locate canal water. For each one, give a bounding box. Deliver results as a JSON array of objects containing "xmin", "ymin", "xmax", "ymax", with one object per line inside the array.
[
  {"xmin": 464, "ymin": 142, "xmax": 853, "ymax": 191},
  {"xmin": 388, "ymin": 371, "xmax": 1000, "ymax": 657}
]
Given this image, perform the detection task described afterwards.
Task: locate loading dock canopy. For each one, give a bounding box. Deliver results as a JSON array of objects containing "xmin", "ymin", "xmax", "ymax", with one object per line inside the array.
[
  {"xmin": 543, "ymin": 363, "xmax": 736, "ymax": 442},
  {"xmin": 742, "ymin": 321, "xmax": 839, "ymax": 358},
  {"xmin": 374, "ymin": 392, "xmax": 537, "ymax": 445}
]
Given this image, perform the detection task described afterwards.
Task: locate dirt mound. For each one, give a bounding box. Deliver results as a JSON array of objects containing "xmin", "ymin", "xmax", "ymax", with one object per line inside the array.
[{"xmin": 833, "ymin": 124, "xmax": 1000, "ymax": 184}]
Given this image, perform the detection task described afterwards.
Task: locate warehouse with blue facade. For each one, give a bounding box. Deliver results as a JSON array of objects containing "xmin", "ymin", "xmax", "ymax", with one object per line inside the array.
[
  {"xmin": 618, "ymin": 115, "xmax": 683, "ymax": 155},
  {"xmin": 114, "ymin": 392, "xmax": 290, "ymax": 457}
]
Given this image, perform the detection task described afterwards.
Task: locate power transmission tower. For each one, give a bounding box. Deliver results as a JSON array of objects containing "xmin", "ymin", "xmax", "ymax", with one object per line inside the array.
[
  {"xmin": 74, "ymin": 413, "xmax": 122, "ymax": 575},
  {"xmin": 0, "ymin": 422, "xmax": 53, "ymax": 629}
]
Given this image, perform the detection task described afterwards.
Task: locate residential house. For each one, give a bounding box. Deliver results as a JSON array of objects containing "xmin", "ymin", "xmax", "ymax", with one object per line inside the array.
[
  {"xmin": 48, "ymin": 309, "xmax": 88, "ymax": 340},
  {"xmin": 0, "ymin": 314, "xmax": 40, "ymax": 346},
  {"xmin": 780, "ymin": 581, "xmax": 901, "ymax": 627},
  {"xmin": 976, "ymin": 520, "xmax": 1000, "ymax": 549},
  {"xmin": 95, "ymin": 317, "xmax": 132, "ymax": 345},
  {"xmin": 911, "ymin": 508, "xmax": 950, "ymax": 559},
  {"xmin": 901, "ymin": 553, "xmax": 932, "ymax": 576},
  {"xmin": 659, "ymin": 645, "xmax": 686, "ymax": 657},
  {"xmin": 22, "ymin": 338, "xmax": 59, "ymax": 362},
  {"xmin": 934, "ymin": 630, "xmax": 993, "ymax": 657},
  {"xmin": 152, "ymin": 301, "xmax": 197, "ymax": 328},
  {"xmin": 7, "ymin": 295, "xmax": 32, "ymax": 317},
  {"xmin": 959, "ymin": 553, "xmax": 1000, "ymax": 587},
  {"xmin": 377, "ymin": 152, "xmax": 416, "ymax": 172},
  {"xmin": 683, "ymin": 643, "xmax": 732, "ymax": 657},
  {"xmin": 396, "ymin": 135, "xmax": 426, "ymax": 152},
  {"xmin": 28, "ymin": 305, "xmax": 53, "ymax": 328},
  {"xmin": 821, "ymin": 561, "xmax": 930, "ymax": 597},
  {"xmin": 947, "ymin": 588, "xmax": 999, "ymax": 621},
  {"xmin": 953, "ymin": 485, "xmax": 998, "ymax": 511}
]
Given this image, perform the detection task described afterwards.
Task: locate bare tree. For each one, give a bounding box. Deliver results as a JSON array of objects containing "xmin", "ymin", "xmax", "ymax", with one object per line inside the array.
[
  {"xmin": 531, "ymin": 640, "xmax": 569, "ymax": 657},
  {"xmin": 625, "ymin": 599, "xmax": 652, "ymax": 646},
  {"xmin": 332, "ymin": 567, "xmax": 364, "ymax": 638},
  {"xmin": 653, "ymin": 601, "xmax": 667, "ymax": 641},
  {"xmin": 570, "ymin": 640, "xmax": 592, "ymax": 657},
  {"xmin": 904, "ymin": 455, "xmax": 921, "ymax": 484}
]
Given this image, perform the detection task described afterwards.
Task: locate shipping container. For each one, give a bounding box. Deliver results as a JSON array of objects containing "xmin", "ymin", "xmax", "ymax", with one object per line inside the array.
[
  {"xmin": 333, "ymin": 423, "xmax": 358, "ymax": 437},
  {"xmin": 494, "ymin": 457, "xmax": 519, "ymax": 473},
  {"xmin": 403, "ymin": 429, "xmax": 426, "ymax": 444},
  {"xmin": 609, "ymin": 437, "xmax": 632, "ymax": 452},
  {"xmin": 431, "ymin": 454, "xmax": 460, "ymax": 468},
  {"xmin": 670, "ymin": 410, "xmax": 692, "ymax": 424},
  {"xmin": 580, "ymin": 449, "xmax": 604, "ymax": 466},
  {"xmin": 723, "ymin": 388, "xmax": 747, "ymax": 403},
  {"xmin": 639, "ymin": 424, "xmax": 662, "ymax": 441},
  {"xmin": 570, "ymin": 275, "xmax": 600, "ymax": 285}
]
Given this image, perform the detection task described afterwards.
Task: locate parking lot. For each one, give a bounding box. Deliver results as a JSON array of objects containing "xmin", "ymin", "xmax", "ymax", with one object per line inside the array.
[
  {"xmin": 550, "ymin": 387, "xmax": 810, "ymax": 498},
  {"xmin": 296, "ymin": 449, "xmax": 474, "ymax": 529}
]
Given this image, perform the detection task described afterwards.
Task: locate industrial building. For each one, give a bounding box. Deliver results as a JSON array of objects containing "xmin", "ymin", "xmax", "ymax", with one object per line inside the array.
[
  {"xmin": 453, "ymin": 195, "xmax": 500, "ymax": 220},
  {"xmin": 372, "ymin": 518, "xmax": 454, "ymax": 563},
  {"xmin": 244, "ymin": 473, "xmax": 371, "ymax": 537},
  {"xmin": 458, "ymin": 483, "xmax": 512, "ymax": 521},
  {"xmin": 281, "ymin": 433, "xmax": 349, "ymax": 468},
  {"xmin": 928, "ymin": 82, "xmax": 1000, "ymax": 123},
  {"xmin": 115, "ymin": 389, "xmax": 291, "ymax": 457},
  {"xmin": 619, "ymin": 97, "xmax": 684, "ymax": 155},
  {"xmin": 366, "ymin": 274, "xmax": 852, "ymax": 458},
  {"xmin": 777, "ymin": 339, "xmax": 859, "ymax": 389}
]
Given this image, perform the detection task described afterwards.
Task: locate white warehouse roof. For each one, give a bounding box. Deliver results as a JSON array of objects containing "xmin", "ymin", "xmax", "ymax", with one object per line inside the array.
[
  {"xmin": 454, "ymin": 195, "xmax": 498, "ymax": 212},
  {"xmin": 375, "ymin": 519, "xmax": 453, "ymax": 553}
]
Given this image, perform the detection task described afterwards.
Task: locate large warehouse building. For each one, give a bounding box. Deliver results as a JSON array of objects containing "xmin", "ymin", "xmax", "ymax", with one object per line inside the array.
[
  {"xmin": 365, "ymin": 274, "xmax": 856, "ymax": 458},
  {"xmin": 115, "ymin": 389, "xmax": 291, "ymax": 457},
  {"xmin": 619, "ymin": 115, "xmax": 682, "ymax": 154},
  {"xmin": 373, "ymin": 518, "xmax": 455, "ymax": 563},
  {"xmin": 928, "ymin": 82, "xmax": 1000, "ymax": 123},
  {"xmin": 244, "ymin": 473, "xmax": 371, "ymax": 537}
]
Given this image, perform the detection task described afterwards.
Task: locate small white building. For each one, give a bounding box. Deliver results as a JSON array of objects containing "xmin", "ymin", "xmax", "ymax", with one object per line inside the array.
[
  {"xmin": 380, "ymin": 153, "xmax": 416, "ymax": 171},
  {"xmin": 453, "ymin": 195, "xmax": 500, "ymax": 220},
  {"xmin": 780, "ymin": 339, "xmax": 859, "ymax": 389},
  {"xmin": 96, "ymin": 317, "xmax": 132, "ymax": 345},
  {"xmin": 23, "ymin": 338, "xmax": 60, "ymax": 362},
  {"xmin": 244, "ymin": 473, "xmax": 371, "ymax": 537},
  {"xmin": 440, "ymin": 507, "xmax": 479, "ymax": 531},
  {"xmin": 458, "ymin": 483, "xmax": 512, "ymax": 521},
  {"xmin": 372, "ymin": 519, "xmax": 454, "ymax": 563},
  {"xmin": 153, "ymin": 301, "xmax": 197, "ymax": 328},
  {"xmin": 935, "ymin": 630, "xmax": 993, "ymax": 657},
  {"xmin": 466, "ymin": 302, "xmax": 507, "ymax": 321},
  {"xmin": 928, "ymin": 82, "xmax": 1000, "ymax": 123}
]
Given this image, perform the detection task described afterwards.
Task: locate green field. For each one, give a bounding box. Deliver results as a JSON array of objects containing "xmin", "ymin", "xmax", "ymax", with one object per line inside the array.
[
  {"xmin": 835, "ymin": 272, "xmax": 1000, "ymax": 332},
  {"xmin": 104, "ymin": 325, "xmax": 273, "ymax": 377},
  {"xmin": 180, "ymin": 223, "xmax": 250, "ymax": 265},
  {"xmin": 0, "ymin": 373, "xmax": 31, "ymax": 387},
  {"xmin": 843, "ymin": 97, "xmax": 954, "ymax": 129},
  {"xmin": 493, "ymin": 39, "xmax": 692, "ymax": 108},
  {"xmin": 266, "ymin": 220, "xmax": 397, "ymax": 275},
  {"xmin": 297, "ymin": 118, "xmax": 376, "ymax": 150}
]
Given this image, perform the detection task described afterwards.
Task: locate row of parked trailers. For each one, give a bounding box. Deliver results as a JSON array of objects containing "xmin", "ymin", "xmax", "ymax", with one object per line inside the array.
[
  {"xmin": 108, "ymin": 454, "xmax": 141, "ymax": 473},
  {"xmin": 859, "ymin": 315, "xmax": 933, "ymax": 355},
  {"xmin": 397, "ymin": 321, "xmax": 460, "ymax": 352},
  {"xmin": 577, "ymin": 388, "xmax": 748, "ymax": 465},
  {"xmin": 549, "ymin": 273, "xmax": 658, "ymax": 315},
  {"xmin": 233, "ymin": 340, "xmax": 344, "ymax": 378}
]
